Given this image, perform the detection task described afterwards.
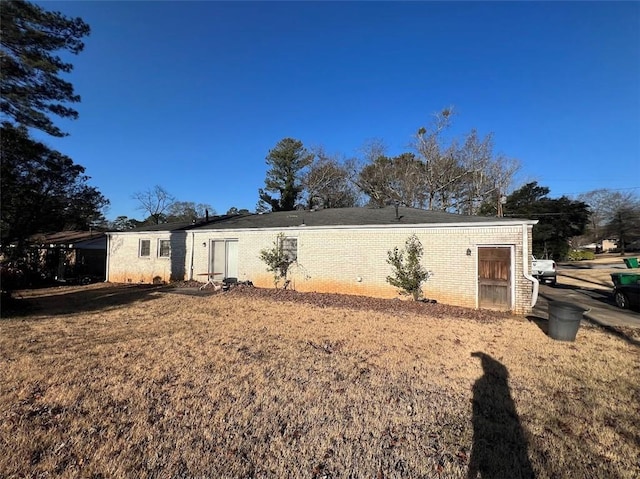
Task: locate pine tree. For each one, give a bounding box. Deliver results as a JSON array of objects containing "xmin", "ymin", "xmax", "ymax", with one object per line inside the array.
[{"xmin": 258, "ymin": 138, "xmax": 313, "ymax": 212}]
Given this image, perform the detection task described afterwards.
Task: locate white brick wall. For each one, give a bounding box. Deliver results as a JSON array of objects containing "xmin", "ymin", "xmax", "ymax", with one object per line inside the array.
[
  {"xmin": 107, "ymin": 231, "xmax": 187, "ymax": 284},
  {"xmin": 108, "ymin": 224, "xmax": 535, "ymax": 314}
]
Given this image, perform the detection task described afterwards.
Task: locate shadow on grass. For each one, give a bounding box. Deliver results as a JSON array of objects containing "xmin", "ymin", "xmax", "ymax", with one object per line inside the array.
[
  {"xmin": 582, "ymin": 316, "xmax": 640, "ymax": 348},
  {"xmin": 1, "ymin": 284, "xmax": 166, "ymax": 318},
  {"xmin": 468, "ymin": 352, "xmax": 534, "ymax": 479},
  {"xmin": 526, "ymin": 315, "xmax": 549, "ymax": 335}
]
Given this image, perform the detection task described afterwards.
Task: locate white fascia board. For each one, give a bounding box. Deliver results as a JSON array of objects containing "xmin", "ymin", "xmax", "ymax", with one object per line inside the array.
[
  {"xmin": 189, "ymin": 219, "xmax": 538, "ymax": 235},
  {"xmin": 107, "ymin": 230, "xmax": 180, "ymax": 236}
]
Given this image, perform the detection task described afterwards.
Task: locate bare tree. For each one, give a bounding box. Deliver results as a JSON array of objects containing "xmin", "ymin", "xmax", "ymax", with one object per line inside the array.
[
  {"xmin": 414, "ymin": 108, "xmax": 464, "ymax": 210},
  {"xmin": 577, "ymin": 189, "xmax": 638, "ymax": 240},
  {"xmin": 452, "ymin": 130, "xmax": 495, "ymax": 214},
  {"xmin": 166, "ymin": 201, "xmax": 215, "ymax": 223},
  {"xmin": 484, "ymin": 154, "xmax": 521, "ymax": 217},
  {"xmin": 579, "ymin": 189, "xmax": 640, "ymax": 251},
  {"xmin": 132, "ymin": 185, "xmax": 175, "ymax": 224},
  {"xmin": 414, "ymin": 114, "xmax": 520, "ymax": 215},
  {"xmin": 355, "ymin": 153, "xmax": 426, "ymax": 209},
  {"xmin": 226, "ymin": 206, "xmax": 251, "ymax": 215},
  {"xmin": 430, "ymin": 141, "xmax": 466, "ymax": 211},
  {"xmin": 351, "ymin": 138, "xmax": 431, "ymax": 209},
  {"xmin": 358, "ymin": 138, "xmax": 388, "ymax": 165},
  {"xmin": 348, "ymin": 139, "xmax": 389, "ymax": 207},
  {"xmin": 347, "ymin": 108, "xmax": 521, "ymax": 216},
  {"xmin": 303, "ymin": 147, "xmax": 359, "ymax": 209}
]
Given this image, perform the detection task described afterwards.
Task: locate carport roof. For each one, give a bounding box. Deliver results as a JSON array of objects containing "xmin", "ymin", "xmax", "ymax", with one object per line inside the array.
[
  {"xmin": 187, "ymin": 206, "xmax": 536, "ymax": 230},
  {"xmin": 30, "ymin": 230, "xmax": 106, "ymax": 246}
]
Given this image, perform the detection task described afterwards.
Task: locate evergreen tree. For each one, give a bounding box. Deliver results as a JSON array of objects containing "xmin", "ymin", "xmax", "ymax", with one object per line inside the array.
[
  {"xmin": 1, "ymin": 0, "xmax": 90, "ymax": 137},
  {"xmin": 1, "ymin": 124, "xmax": 108, "ymax": 243},
  {"xmin": 258, "ymin": 138, "xmax": 313, "ymax": 212},
  {"xmin": 1, "ymin": 1, "xmax": 105, "ymax": 250},
  {"xmin": 503, "ymin": 182, "xmax": 589, "ymax": 260}
]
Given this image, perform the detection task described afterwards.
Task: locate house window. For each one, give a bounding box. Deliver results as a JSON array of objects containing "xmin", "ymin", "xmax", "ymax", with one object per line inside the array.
[
  {"xmin": 158, "ymin": 239, "xmax": 171, "ymax": 258},
  {"xmin": 281, "ymin": 237, "xmax": 297, "ymax": 262},
  {"xmin": 139, "ymin": 239, "xmax": 151, "ymax": 257}
]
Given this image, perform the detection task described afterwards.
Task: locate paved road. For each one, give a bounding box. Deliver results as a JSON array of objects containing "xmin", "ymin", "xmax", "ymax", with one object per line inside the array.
[
  {"xmin": 559, "ymin": 262, "xmax": 627, "ymax": 270},
  {"xmin": 533, "ymin": 283, "xmax": 640, "ymax": 329}
]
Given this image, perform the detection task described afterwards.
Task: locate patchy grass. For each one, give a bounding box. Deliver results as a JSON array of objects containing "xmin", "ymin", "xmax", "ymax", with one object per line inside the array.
[{"xmin": 1, "ymin": 285, "xmax": 638, "ymax": 478}]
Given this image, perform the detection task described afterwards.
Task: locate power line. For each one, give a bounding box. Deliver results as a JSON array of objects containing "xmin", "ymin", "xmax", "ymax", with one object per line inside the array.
[
  {"xmin": 504, "ymin": 213, "xmax": 579, "ymax": 217},
  {"xmin": 560, "ymin": 186, "xmax": 640, "ymax": 196}
]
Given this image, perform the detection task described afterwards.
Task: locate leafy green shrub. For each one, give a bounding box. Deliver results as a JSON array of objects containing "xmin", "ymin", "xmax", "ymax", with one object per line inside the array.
[
  {"xmin": 386, "ymin": 235, "xmax": 430, "ymax": 300},
  {"xmin": 567, "ymin": 250, "xmax": 596, "ymax": 261},
  {"xmin": 259, "ymin": 233, "xmax": 295, "ymax": 288}
]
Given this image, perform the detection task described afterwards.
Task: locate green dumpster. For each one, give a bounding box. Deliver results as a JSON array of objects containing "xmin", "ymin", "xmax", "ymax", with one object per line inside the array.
[
  {"xmin": 610, "ymin": 273, "xmax": 640, "ymax": 286},
  {"xmin": 623, "ymin": 257, "xmax": 639, "ymax": 268}
]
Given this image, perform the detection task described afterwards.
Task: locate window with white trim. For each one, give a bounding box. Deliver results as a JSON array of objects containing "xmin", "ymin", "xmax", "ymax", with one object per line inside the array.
[
  {"xmin": 281, "ymin": 237, "xmax": 297, "ymax": 262},
  {"xmin": 139, "ymin": 239, "xmax": 151, "ymax": 257},
  {"xmin": 158, "ymin": 239, "xmax": 171, "ymax": 258}
]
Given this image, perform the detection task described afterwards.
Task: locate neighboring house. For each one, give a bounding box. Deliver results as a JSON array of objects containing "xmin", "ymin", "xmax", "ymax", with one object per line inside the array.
[
  {"xmin": 579, "ymin": 239, "xmax": 618, "ymax": 253},
  {"xmin": 29, "ymin": 230, "xmax": 107, "ymax": 282},
  {"xmin": 106, "ymin": 206, "xmax": 539, "ymax": 314},
  {"xmin": 601, "ymin": 239, "xmax": 618, "ymax": 252}
]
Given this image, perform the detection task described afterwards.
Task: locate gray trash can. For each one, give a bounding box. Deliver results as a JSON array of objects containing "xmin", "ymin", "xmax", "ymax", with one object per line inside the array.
[{"xmin": 548, "ymin": 301, "xmax": 586, "ymax": 342}]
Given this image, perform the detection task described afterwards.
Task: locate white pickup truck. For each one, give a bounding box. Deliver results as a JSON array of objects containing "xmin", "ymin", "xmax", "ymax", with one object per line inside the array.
[{"xmin": 532, "ymin": 256, "xmax": 557, "ymax": 285}]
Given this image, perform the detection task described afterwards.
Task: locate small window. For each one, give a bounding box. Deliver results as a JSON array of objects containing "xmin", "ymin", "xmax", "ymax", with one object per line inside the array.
[
  {"xmin": 139, "ymin": 239, "xmax": 151, "ymax": 257},
  {"xmin": 281, "ymin": 237, "xmax": 297, "ymax": 262},
  {"xmin": 158, "ymin": 239, "xmax": 171, "ymax": 258}
]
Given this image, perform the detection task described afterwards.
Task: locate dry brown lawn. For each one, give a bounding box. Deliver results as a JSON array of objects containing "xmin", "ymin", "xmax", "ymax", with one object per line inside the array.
[{"xmin": 1, "ymin": 284, "xmax": 638, "ymax": 479}]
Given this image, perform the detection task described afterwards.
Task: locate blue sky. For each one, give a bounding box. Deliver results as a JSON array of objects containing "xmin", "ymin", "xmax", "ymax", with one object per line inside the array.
[{"xmin": 38, "ymin": 1, "xmax": 639, "ymax": 220}]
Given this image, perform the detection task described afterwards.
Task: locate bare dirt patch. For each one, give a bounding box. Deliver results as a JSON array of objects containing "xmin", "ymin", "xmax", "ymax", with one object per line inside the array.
[{"xmin": 1, "ymin": 284, "xmax": 638, "ymax": 478}]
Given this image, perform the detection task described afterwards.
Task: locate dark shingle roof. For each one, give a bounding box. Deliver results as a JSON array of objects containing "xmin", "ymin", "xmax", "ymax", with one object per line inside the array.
[
  {"xmin": 115, "ymin": 215, "xmax": 239, "ymax": 233},
  {"xmin": 120, "ymin": 221, "xmax": 196, "ymax": 232},
  {"xmin": 187, "ymin": 206, "xmax": 534, "ymax": 231},
  {"xmin": 30, "ymin": 230, "xmax": 106, "ymax": 245}
]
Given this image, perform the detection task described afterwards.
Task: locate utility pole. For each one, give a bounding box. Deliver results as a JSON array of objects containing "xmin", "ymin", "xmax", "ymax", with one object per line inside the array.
[{"xmin": 497, "ymin": 190, "xmax": 506, "ymax": 217}]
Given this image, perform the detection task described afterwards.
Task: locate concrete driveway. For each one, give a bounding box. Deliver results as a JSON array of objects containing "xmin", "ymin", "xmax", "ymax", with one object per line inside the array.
[{"xmin": 533, "ymin": 283, "xmax": 640, "ymax": 330}]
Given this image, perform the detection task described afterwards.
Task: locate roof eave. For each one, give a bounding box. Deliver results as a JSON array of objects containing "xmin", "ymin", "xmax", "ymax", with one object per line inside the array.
[{"xmin": 189, "ymin": 219, "xmax": 539, "ymax": 233}]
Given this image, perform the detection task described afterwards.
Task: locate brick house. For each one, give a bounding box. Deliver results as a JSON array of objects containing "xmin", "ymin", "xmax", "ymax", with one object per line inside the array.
[{"xmin": 106, "ymin": 206, "xmax": 539, "ymax": 314}]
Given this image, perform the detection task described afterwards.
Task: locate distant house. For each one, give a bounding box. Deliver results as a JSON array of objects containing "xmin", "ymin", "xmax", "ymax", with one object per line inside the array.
[
  {"xmin": 579, "ymin": 239, "xmax": 618, "ymax": 253},
  {"xmin": 29, "ymin": 230, "xmax": 107, "ymax": 282},
  {"xmin": 600, "ymin": 239, "xmax": 618, "ymax": 252},
  {"xmin": 106, "ymin": 206, "xmax": 539, "ymax": 314}
]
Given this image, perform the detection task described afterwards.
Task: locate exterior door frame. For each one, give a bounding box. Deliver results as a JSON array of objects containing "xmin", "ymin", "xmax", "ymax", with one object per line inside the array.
[
  {"xmin": 475, "ymin": 244, "xmax": 515, "ymax": 311},
  {"xmin": 209, "ymin": 238, "xmax": 239, "ymax": 279}
]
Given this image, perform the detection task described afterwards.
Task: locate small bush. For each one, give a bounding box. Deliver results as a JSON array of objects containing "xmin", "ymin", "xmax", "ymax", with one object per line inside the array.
[
  {"xmin": 567, "ymin": 250, "xmax": 596, "ymax": 261},
  {"xmin": 386, "ymin": 235, "xmax": 430, "ymax": 301},
  {"xmin": 259, "ymin": 233, "xmax": 295, "ymax": 288}
]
